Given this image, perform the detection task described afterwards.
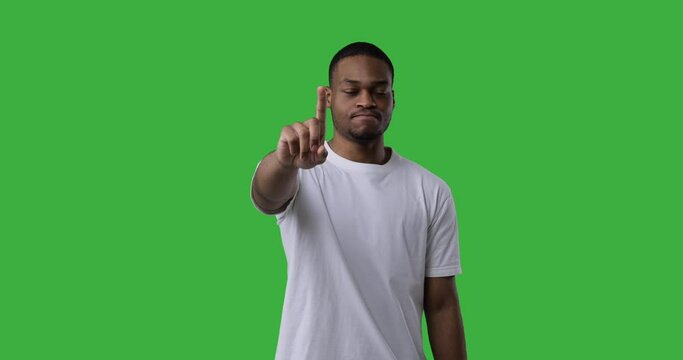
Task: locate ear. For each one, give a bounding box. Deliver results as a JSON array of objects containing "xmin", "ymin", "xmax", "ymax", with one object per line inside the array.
[
  {"xmin": 392, "ymin": 90, "xmax": 396, "ymax": 109},
  {"xmin": 325, "ymin": 86, "xmax": 332, "ymax": 107}
]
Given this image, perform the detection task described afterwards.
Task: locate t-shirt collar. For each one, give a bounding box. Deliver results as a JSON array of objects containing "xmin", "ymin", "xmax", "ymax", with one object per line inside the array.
[{"xmin": 323, "ymin": 140, "xmax": 399, "ymax": 174}]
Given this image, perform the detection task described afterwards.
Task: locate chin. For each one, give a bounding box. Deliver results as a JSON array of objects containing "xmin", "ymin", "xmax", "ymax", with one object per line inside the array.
[{"xmin": 348, "ymin": 130, "xmax": 383, "ymax": 143}]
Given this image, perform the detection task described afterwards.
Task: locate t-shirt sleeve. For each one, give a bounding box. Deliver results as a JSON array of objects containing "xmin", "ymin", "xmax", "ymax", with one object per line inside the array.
[
  {"xmin": 425, "ymin": 188, "xmax": 463, "ymax": 277},
  {"xmin": 249, "ymin": 159, "xmax": 300, "ymax": 221}
]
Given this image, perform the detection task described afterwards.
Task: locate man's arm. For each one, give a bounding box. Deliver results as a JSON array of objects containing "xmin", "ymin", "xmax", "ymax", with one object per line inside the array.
[
  {"xmin": 252, "ymin": 151, "xmax": 299, "ymax": 214},
  {"xmin": 424, "ymin": 276, "xmax": 467, "ymax": 360},
  {"xmin": 251, "ymin": 86, "xmax": 329, "ymax": 214}
]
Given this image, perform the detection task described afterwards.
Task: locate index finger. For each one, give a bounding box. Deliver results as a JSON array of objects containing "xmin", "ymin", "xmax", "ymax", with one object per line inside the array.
[{"xmin": 315, "ymin": 86, "xmax": 327, "ymax": 140}]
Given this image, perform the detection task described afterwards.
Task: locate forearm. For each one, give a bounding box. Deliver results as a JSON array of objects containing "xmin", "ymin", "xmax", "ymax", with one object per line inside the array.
[
  {"xmin": 425, "ymin": 304, "xmax": 467, "ymax": 360},
  {"xmin": 252, "ymin": 151, "xmax": 299, "ymax": 210}
]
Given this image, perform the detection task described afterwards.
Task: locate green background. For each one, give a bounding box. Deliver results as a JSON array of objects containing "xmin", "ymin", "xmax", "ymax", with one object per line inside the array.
[{"xmin": 1, "ymin": 0, "xmax": 681, "ymax": 359}]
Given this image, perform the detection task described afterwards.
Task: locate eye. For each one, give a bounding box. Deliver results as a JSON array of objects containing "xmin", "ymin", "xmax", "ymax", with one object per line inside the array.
[{"xmin": 343, "ymin": 90, "xmax": 358, "ymax": 95}]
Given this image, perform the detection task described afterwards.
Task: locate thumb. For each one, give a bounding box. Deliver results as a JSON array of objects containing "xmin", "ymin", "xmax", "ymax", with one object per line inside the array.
[{"xmin": 316, "ymin": 142, "xmax": 328, "ymax": 162}]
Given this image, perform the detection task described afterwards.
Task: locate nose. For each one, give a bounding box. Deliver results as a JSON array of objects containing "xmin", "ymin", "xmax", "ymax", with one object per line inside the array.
[{"xmin": 356, "ymin": 89, "xmax": 376, "ymax": 108}]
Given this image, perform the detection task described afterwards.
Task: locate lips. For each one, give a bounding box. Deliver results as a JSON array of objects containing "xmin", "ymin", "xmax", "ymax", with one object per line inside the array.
[
  {"xmin": 352, "ymin": 115, "xmax": 379, "ymax": 123},
  {"xmin": 352, "ymin": 113, "xmax": 379, "ymax": 119}
]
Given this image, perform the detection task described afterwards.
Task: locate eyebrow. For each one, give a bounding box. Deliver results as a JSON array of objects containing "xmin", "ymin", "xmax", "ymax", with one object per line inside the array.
[{"xmin": 341, "ymin": 79, "xmax": 390, "ymax": 85}]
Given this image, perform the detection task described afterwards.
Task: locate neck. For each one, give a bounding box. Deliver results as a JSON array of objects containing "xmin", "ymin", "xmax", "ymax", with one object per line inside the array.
[{"xmin": 328, "ymin": 135, "xmax": 390, "ymax": 165}]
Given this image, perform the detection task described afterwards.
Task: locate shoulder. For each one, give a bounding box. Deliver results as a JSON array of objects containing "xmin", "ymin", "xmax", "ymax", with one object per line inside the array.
[{"xmin": 395, "ymin": 152, "xmax": 453, "ymax": 198}]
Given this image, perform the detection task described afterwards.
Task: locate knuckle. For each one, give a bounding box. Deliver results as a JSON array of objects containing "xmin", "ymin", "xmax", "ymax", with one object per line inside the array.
[{"xmin": 293, "ymin": 123, "xmax": 306, "ymax": 134}]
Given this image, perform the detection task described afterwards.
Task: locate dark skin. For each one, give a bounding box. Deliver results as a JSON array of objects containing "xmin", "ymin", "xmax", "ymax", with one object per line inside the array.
[
  {"xmin": 326, "ymin": 55, "xmax": 467, "ymax": 359},
  {"xmin": 324, "ymin": 55, "xmax": 394, "ymax": 164},
  {"xmin": 424, "ymin": 276, "xmax": 467, "ymax": 360}
]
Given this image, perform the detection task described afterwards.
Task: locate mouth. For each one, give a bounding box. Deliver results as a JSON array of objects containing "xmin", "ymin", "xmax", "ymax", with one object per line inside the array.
[
  {"xmin": 352, "ymin": 115, "xmax": 379, "ymax": 123},
  {"xmin": 352, "ymin": 113, "xmax": 379, "ymax": 120}
]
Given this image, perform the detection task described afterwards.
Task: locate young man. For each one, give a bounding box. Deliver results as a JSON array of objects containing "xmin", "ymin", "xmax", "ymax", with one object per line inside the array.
[{"xmin": 251, "ymin": 42, "xmax": 466, "ymax": 360}]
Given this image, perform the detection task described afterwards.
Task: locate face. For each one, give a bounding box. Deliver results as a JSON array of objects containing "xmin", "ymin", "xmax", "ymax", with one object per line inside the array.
[{"xmin": 327, "ymin": 55, "xmax": 395, "ymax": 144}]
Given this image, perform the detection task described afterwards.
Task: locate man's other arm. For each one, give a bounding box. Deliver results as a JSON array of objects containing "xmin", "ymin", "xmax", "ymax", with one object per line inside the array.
[{"xmin": 424, "ymin": 276, "xmax": 467, "ymax": 360}]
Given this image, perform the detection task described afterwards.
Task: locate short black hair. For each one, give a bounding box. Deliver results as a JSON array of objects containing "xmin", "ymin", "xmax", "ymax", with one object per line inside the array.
[{"xmin": 328, "ymin": 42, "xmax": 394, "ymax": 87}]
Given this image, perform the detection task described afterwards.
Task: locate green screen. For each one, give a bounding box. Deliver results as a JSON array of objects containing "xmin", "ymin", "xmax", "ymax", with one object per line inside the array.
[{"xmin": 1, "ymin": 0, "xmax": 681, "ymax": 359}]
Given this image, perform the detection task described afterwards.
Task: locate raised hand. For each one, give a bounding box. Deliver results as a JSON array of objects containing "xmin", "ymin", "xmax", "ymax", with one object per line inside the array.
[{"xmin": 276, "ymin": 86, "xmax": 329, "ymax": 169}]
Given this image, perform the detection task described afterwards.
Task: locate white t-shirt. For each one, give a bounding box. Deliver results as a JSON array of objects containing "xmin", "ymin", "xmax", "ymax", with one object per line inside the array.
[{"xmin": 250, "ymin": 140, "xmax": 462, "ymax": 360}]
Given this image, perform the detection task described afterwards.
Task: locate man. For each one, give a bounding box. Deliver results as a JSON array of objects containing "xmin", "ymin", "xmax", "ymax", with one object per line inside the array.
[{"xmin": 251, "ymin": 42, "xmax": 466, "ymax": 360}]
